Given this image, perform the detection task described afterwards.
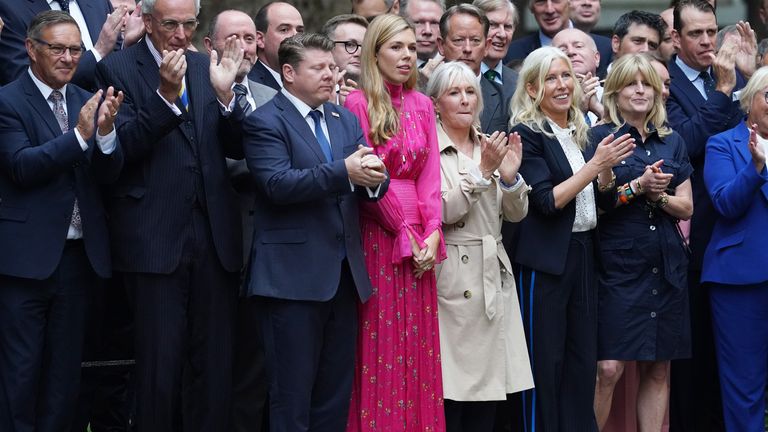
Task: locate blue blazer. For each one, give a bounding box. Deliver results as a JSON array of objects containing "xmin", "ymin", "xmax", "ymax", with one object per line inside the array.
[
  {"xmin": 246, "ymin": 60, "xmax": 281, "ymax": 91},
  {"xmin": 503, "ymin": 32, "xmax": 612, "ymax": 77},
  {"xmin": 243, "ymin": 92, "xmax": 387, "ymax": 302},
  {"xmin": 95, "ymin": 39, "xmax": 245, "ymax": 274},
  {"xmin": 702, "ymin": 122, "xmax": 768, "ymax": 285},
  {"xmin": 0, "ymin": 0, "xmax": 114, "ymax": 89},
  {"xmin": 0, "ymin": 72, "xmax": 123, "ymax": 279},
  {"xmin": 666, "ymin": 56, "xmax": 746, "ymax": 270}
]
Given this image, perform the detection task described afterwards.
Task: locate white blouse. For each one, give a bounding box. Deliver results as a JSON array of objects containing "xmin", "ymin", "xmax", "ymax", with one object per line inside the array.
[{"xmin": 549, "ymin": 121, "xmax": 597, "ymax": 233}]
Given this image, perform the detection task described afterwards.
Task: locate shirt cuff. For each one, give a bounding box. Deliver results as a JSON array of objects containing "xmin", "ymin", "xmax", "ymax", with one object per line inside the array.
[
  {"xmin": 156, "ymin": 89, "xmax": 182, "ymax": 116},
  {"xmin": 500, "ymin": 173, "xmax": 524, "ymax": 191},
  {"xmin": 74, "ymin": 128, "xmax": 89, "ymax": 151},
  {"xmin": 219, "ymin": 96, "xmax": 235, "ymax": 115},
  {"xmin": 366, "ymin": 184, "xmax": 382, "ymax": 198},
  {"xmin": 732, "ymin": 90, "xmax": 742, "ymax": 102},
  {"xmin": 95, "ymin": 128, "xmax": 117, "ymax": 154},
  {"xmin": 90, "ymin": 48, "xmax": 103, "ymax": 62}
]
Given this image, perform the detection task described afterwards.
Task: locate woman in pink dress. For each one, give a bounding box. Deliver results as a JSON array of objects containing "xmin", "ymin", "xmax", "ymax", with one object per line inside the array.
[{"xmin": 344, "ymin": 14, "xmax": 446, "ymax": 432}]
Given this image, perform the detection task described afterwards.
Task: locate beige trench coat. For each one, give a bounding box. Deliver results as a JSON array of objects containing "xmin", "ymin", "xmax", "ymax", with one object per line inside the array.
[{"xmin": 435, "ymin": 125, "xmax": 535, "ymax": 401}]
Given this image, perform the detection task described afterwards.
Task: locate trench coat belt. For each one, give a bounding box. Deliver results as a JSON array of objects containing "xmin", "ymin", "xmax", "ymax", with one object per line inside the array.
[{"xmin": 444, "ymin": 232, "xmax": 510, "ymax": 320}]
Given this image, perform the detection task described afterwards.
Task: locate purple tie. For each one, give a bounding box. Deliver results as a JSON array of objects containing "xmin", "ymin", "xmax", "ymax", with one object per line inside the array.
[{"xmin": 49, "ymin": 90, "xmax": 81, "ymax": 233}]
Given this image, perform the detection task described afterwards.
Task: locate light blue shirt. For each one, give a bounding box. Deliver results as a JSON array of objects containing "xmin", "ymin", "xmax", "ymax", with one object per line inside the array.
[{"xmin": 480, "ymin": 62, "xmax": 504, "ymax": 85}]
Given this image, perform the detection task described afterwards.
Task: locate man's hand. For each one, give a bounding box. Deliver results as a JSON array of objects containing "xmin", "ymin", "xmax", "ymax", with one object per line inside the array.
[
  {"xmin": 93, "ymin": 5, "xmax": 128, "ymax": 58},
  {"xmin": 345, "ymin": 145, "xmax": 387, "ymax": 187},
  {"xmin": 210, "ymin": 36, "xmax": 243, "ymax": 106},
  {"xmin": 712, "ymin": 38, "xmax": 738, "ymax": 96},
  {"xmin": 734, "ymin": 20, "xmax": 757, "ymax": 79},
  {"xmin": 337, "ymin": 78, "xmax": 357, "ymax": 106},
  {"xmin": 96, "ymin": 86, "xmax": 125, "ymax": 136},
  {"xmin": 158, "ymin": 49, "xmax": 186, "ymax": 103},
  {"xmin": 76, "ymin": 90, "xmax": 104, "ymax": 141},
  {"xmin": 122, "ymin": 1, "xmax": 145, "ymax": 48}
]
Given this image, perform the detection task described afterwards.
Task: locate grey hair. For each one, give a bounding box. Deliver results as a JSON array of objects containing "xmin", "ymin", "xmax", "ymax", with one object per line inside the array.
[
  {"xmin": 740, "ymin": 66, "xmax": 768, "ymax": 114},
  {"xmin": 425, "ymin": 62, "xmax": 484, "ymax": 129},
  {"xmin": 142, "ymin": 0, "xmax": 201, "ymax": 15},
  {"xmin": 399, "ymin": 0, "xmax": 446, "ymax": 18},
  {"xmin": 27, "ymin": 10, "xmax": 80, "ymax": 41},
  {"xmin": 472, "ymin": 0, "xmax": 519, "ymax": 28}
]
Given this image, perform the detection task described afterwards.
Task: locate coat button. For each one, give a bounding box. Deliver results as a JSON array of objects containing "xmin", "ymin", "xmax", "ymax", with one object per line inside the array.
[
  {"xmin": 652, "ymin": 289, "xmax": 658, "ymax": 295},
  {"xmin": 500, "ymin": 267, "xmax": 506, "ymax": 274},
  {"xmin": 461, "ymin": 255, "xmax": 469, "ymax": 263},
  {"xmin": 649, "ymin": 225, "xmax": 656, "ymax": 231},
  {"xmin": 652, "ymin": 267, "xmax": 659, "ymax": 274},
  {"xmin": 457, "ymin": 222, "xmax": 465, "ymax": 228},
  {"xmin": 463, "ymin": 290, "xmax": 472, "ymax": 299},
  {"xmin": 650, "ymin": 312, "xmax": 657, "ymax": 318}
]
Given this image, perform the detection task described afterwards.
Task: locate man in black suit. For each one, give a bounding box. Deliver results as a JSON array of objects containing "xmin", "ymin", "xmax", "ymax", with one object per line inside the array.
[
  {"xmin": 503, "ymin": 0, "xmax": 611, "ymax": 77},
  {"xmin": 249, "ymin": 1, "xmax": 304, "ymax": 90},
  {"xmin": 95, "ymin": 0, "xmax": 247, "ymax": 429},
  {"xmin": 0, "ymin": 10, "xmax": 123, "ymax": 431},
  {"xmin": 438, "ymin": 3, "xmax": 509, "ymax": 134},
  {"xmin": 0, "ymin": 0, "xmax": 143, "ymax": 88}
]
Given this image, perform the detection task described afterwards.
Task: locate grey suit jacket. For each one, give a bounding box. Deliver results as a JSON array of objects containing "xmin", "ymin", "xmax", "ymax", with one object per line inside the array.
[
  {"xmin": 480, "ymin": 77, "xmax": 510, "ymax": 135},
  {"xmin": 228, "ymin": 80, "xmax": 278, "ymax": 269}
]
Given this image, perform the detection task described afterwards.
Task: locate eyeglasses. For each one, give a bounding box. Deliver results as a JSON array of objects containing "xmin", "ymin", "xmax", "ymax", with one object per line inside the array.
[
  {"xmin": 334, "ymin": 40, "xmax": 362, "ymax": 54},
  {"xmin": 33, "ymin": 38, "xmax": 84, "ymax": 58},
  {"xmin": 149, "ymin": 15, "xmax": 199, "ymax": 32}
]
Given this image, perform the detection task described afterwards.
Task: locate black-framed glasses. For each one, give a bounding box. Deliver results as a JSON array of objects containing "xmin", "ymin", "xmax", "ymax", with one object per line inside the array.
[
  {"xmin": 334, "ymin": 40, "xmax": 362, "ymax": 54},
  {"xmin": 763, "ymin": 91, "xmax": 768, "ymax": 104},
  {"xmin": 148, "ymin": 15, "xmax": 199, "ymax": 32},
  {"xmin": 32, "ymin": 38, "xmax": 84, "ymax": 58}
]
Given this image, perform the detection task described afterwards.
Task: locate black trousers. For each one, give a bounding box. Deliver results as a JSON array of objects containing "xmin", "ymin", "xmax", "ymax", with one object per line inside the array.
[
  {"xmin": 516, "ymin": 232, "xmax": 598, "ymax": 432},
  {"xmin": 229, "ymin": 296, "xmax": 268, "ymax": 432},
  {"xmin": 668, "ymin": 272, "xmax": 725, "ymax": 432},
  {"xmin": 445, "ymin": 399, "xmax": 497, "ymax": 432},
  {"xmin": 257, "ymin": 261, "xmax": 357, "ymax": 432},
  {"xmin": 0, "ymin": 240, "xmax": 96, "ymax": 432},
  {"xmin": 126, "ymin": 209, "xmax": 238, "ymax": 432}
]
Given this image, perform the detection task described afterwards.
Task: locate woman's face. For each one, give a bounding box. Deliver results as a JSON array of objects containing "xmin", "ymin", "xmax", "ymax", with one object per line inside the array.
[
  {"xmin": 748, "ymin": 85, "xmax": 768, "ymax": 137},
  {"xmin": 528, "ymin": 58, "xmax": 574, "ymax": 122},
  {"xmin": 434, "ymin": 77, "xmax": 478, "ymax": 131},
  {"xmin": 376, "ymin": 29, "xmax": 417, "ymax": 85},
  {"xmin": 616, "ymin": 71, "xmax": 655, "ymax": 119}
]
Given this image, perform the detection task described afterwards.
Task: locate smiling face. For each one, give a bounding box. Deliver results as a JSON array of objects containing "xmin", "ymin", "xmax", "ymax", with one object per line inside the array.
[
  {"xmin": 27, "ymin": 22, "xmax": 82, "ymax": 89},
  {"xmin": 205, "ymin": 10, "xmax": 258, "ymax": 81},
  {"xmin": 616, "ymin": 71, "xmax": 655, "ymax": 119},
  {"xmin": 435, "ymin": 76, "xmax": 479, "ymax": 130},
  {"xmin": 484, "ymin": 6, "xmax": 516, "ymax": 67},
  {"xmin": 530, "ymin": 0, "xmax": 569, "ymax": 38},
  {"xmin": 437, "ymin": 12, "xmax": 488, "ymax": 75},
  {"xmin": 673, "ymin": 6, "xmax": 717, "ymax": 71},
  {"xmin": 527, "ymin": 57, "xmax": 574, "ymax": 125},
  {"xmin": 283, "ymin": 48, "xmax": 336, "ymax": 108},
  {"xmin": 376, "ymin": 28, "xmax": 417, "ymax": 84}
]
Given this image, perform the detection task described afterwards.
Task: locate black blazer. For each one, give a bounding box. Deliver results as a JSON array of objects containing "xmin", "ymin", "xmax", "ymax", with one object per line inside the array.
[
  {"xmin": 247, "ymin": 60, "xmax": 281, "ymax": 91},
  {"xmin": 96, "ymin": 39, "xmax": 245, "ymax": 274},
  {"xmin": 0, "ymin": 0, "xmax": 114, "ymax": 89},
  {"xmin": 0, "ymin": 72, "xmax": 123, "ymax": 279},
  {"xmin": 512, "ymin": 122, "xmax": 604, "ymax": 275}
]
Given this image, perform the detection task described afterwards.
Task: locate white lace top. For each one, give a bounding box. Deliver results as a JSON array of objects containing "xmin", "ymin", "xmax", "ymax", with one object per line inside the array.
[{"xmin": 549, "ymin": 121, "xmax": 597, "ymax": 233}]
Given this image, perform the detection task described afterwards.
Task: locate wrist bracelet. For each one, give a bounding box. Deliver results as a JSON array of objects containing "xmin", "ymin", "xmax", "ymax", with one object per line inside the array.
[{"xmin": 598, "ymin": 171, "xmax": 616, "ymax": 192}]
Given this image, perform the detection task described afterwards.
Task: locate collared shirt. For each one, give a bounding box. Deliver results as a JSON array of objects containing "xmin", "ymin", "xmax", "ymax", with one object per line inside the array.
[
  {"xmin": 233, "ymin": 78, "xmax": 255, "ymax": 110},
  {"xmin": 48, "ymin": 0, "xmax": 97, "ymax": 59},
  {"xmin": 280, "ymin": 88, "xmax": 330, "ymax": 145},
  {"xmin": 548, "ymin": 120, "xmax": 597, "ymax": 232},
  {"xmin": 260, "ymin": 60, "xmax": 283, "ymax": 88},
  {"xmin": 674, "ymin": 56, "xmax": 741, "ymax": 102},
  {"xmin": 538, "ymin": 21, "xmax": 573, "ymax": 48},
  {"xmin": 480, "ymin": 62, "xmax": 504, "ymax": 86}
]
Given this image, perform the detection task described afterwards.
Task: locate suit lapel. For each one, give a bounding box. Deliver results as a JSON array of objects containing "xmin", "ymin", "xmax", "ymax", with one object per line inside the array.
[
  {"xmin": 324, "ymin": 103, "xmax": 346, "ymax": 160},
  {"xmin": 76, "ymin": 0, "xmax": 104, "ymax": 46},
  {"xmin": 274, "ymin": 93, "xmax": 327, "ymax": 163},
  {"xmin": 187, "ymin": 54, "xmax": 208, "ymax": 143},
  {"xmin": 21, "ymin": 73, "xmax": 63, "ymax": 138},
  {"xmin": 26, "ymin": 0, "xmax": 49, "ymax": 17},
  {"xmin": 668, "ymin": 58, "xmax": 705, "ymax": 108}
]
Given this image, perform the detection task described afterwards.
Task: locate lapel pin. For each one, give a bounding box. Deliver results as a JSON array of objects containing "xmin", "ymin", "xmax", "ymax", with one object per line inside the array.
[{"xmin": 331, "ymin": 111, "xmax": 340, "ymax": 118}]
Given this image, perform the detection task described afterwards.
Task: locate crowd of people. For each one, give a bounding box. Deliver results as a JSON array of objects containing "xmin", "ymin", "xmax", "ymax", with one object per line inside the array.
[{"xmin": 0, "ymin": 0, "xmax": 767, "ymax": 431}]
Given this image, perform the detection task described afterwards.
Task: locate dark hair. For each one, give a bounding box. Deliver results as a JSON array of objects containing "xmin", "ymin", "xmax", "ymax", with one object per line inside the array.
[
  {"xmin": 322, "ymin": 14, "xmax": 368, "ymax": 38},
  {"xmin": 254, "ymin": 1, "xmax": 278, "ymax": 33},
  {"xmin": 278, "ymin": 32, "xmax": 334, "ymax": 75},
  {"xmin": 673, "ymin": 0, "xmax": 715, "ymax": 33},
  {"xmin": 27, "ymin": 10, "xmax": 79, "ymax": 41},
  {"xmin": 439, "ymin": 4, "xmax": 490, "ymax": 39},
  {"xmin": 613, "ymin": 10, "xmax": 665, "ymax": 43}
]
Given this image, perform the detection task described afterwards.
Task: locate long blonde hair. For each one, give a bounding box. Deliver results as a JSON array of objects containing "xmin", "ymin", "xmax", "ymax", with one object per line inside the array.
[
  {"xmin": 602, "ymin": 54, "xmax": 671, "ymax": 138},
  {"xmin": 509, "ymin": 46, "xmax": 589, "ymax": 148},
  {"xmin": 359, "ymin": 14, "xmax": 418, "ymax": 145}
]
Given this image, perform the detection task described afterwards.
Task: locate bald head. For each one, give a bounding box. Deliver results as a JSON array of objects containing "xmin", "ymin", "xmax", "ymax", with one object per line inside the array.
[
  {"xmin": 551, "ymin": 28, "xmax": 599, "ymax": 75},
  {"xmin": 205, "ymin": 10, "xmax": 257, "ymax": 81}
]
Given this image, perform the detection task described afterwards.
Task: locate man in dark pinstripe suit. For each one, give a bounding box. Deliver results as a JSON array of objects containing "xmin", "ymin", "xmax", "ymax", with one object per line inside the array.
[{"xmin": 95, "ymin": 0, "xmax": 246, "ymax": 429}]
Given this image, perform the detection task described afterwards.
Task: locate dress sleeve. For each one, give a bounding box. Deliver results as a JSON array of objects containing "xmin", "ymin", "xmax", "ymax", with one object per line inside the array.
[{"xmin": 415, "ymin": 97, "xmax": 446, "ymax": 262}]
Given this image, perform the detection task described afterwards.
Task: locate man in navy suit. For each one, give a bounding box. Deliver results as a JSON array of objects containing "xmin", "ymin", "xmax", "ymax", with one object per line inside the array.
[
  {"xmin": 244, "ymin": 33, "xmax": 388, "ymax": 432},
  {"xmin": 474, "ymin": 0, "xmax": 519, "ymax": 103},
  {"xmin": 95, "ymin": 0, "xmax": 247, "ymax": 429},
  {"xmin": 0, "ymin": 0, "xmax": 140, "ymax": 89},
  {"xmin": 0, "ymin": 10, "xmax": 123, "ymax": 431},
  {"xmin": 503, "ymin": 0, "xmax": 611, "ymax": 77},
  {"xmin": 665, "ymin": 1, "xmax": 754, "ymax": 430},
  {"xmin": 249, "ymin": 1, "xmax": 304, "ymax": 90}
]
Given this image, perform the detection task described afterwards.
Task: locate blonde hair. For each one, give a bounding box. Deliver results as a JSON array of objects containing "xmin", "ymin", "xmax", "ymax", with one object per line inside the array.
[
  {"xmin": 425, "ymin": 62, "xmax": 484, "ymax": 131},
  {"xmin": 739, "ymin": 65, "xmax": 768, "ymax": 114},
  {"xmin": 509, "ymin": 46, "xmax": 589, "ymax": 148},
  {"xmin": 602, "ymin": 53, "xmax": 671, "ymax": 138},
  {"xmin": 359, "ymin": 14, "xmax": 418, "ymax": 145}
]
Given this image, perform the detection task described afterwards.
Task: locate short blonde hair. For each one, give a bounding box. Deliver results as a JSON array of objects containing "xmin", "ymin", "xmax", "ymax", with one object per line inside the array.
[
  {"xmin": 425, "ymin": 62, "xmax": 484, "ymax": 130},
  {"xmin": 739, "ymin": 66, "xmax": 768, "ymax": 114},
  {"xmin": 509, "ymin": 46, "xmax": 588, "ymax": 148},
  {"xmin": 602, "ymin": 53, "xmax": 671, "ymax": 137}
]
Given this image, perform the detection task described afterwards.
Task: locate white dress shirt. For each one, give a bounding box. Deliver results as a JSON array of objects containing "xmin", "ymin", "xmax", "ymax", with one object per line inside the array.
[{"xmin": 48, "ymin": 0, "xmax": 98, "ymax": 59}]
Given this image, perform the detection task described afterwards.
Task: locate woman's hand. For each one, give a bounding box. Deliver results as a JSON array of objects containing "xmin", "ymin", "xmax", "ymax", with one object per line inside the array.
[
  {"xmin": 479, "ymin": 131, "xmax": 508, "ymax": 179},
  {"xmin": 411, "ymin": 230, "xmax": 441, "ymax": 278},
  {"xmin": 640, "ymin": 160, "xmax": 674, "ymax": 202},
  {"xmin": 498, "ymin": 132, "xmax": 522, "ymax": 184},
  {"xmin": 748, "ymin": 123, "xmax": 766, "ymax": 173},
  {"xmin": 577, "ymin": 72, "xmax": 603, "ymax": 119},
  {"xmin": 589, "ymin": 133, "xmax": 635, "ymax": 173}
]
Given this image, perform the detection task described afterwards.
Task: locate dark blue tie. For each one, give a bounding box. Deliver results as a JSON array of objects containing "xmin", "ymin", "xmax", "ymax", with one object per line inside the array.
[
  {"xmin": 308, "ymin": 110, "xmax": 332, "ymax": 162},
  {"xmin": 699, "ymin": 70, "xmax": 715, "ymax": 100},
  {"xmin": 55, "ymin": 0, "xmax": 70, "ymax": 13}
]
